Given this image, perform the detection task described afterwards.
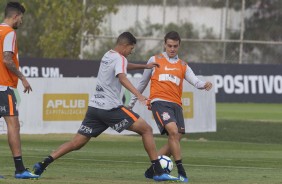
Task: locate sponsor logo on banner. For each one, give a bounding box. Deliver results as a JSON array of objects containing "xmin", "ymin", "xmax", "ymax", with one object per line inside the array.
[
  {"xmin": 214, "ymin": 75, "xmax": 282, "ymax": 94},
  {"xmin": 43, "ymin": 94, "xmax": 88, "ymax": 121},
  {"xmin": 182, "ymin": 92, "xmax": 193, "ymax": 119}
]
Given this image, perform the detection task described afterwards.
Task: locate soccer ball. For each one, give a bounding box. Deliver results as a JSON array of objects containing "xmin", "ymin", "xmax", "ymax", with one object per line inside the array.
[{"xmin": 158, "ymin": 155, "xmax": 173, "ymax": 173}]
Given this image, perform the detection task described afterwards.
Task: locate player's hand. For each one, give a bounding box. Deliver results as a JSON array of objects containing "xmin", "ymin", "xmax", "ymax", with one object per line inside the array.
[
  {"xmin": 21, "ymin": 77, "xmax": 32, "ymax": 93},
  {"xmin": 146, "ymin": 99, "xmax": 152, "ymax": 111},
  {"xmin": 204, "ymin": 82, "xmax": 212, "ymax": 91},
  {"xmin": 145, "ymin": 62, "xmax": 159, "ymax": 69},
  {"xmin": 137, "ymin": 94, "xmax": 147, "ymax": 106},
  {"xmin": 126, "ymin": 105, "xmax": 133, "ymax": 110}
]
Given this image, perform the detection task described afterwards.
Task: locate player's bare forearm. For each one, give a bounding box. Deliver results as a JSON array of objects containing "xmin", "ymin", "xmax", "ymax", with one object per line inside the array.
[
  {"xmin": 3, "ymin": 52, "xmax": 25, "ymax": 80},
  {"xmin": 127, "ymin": 62, "xmax": 159, "ymax": 70},
  {"xmin": 118, "ymin": 73, "xmax": 146, "ymax": 104},
  {"xmin": 118, "ymin": 73, "xmax": 141, "ymax": 97}
]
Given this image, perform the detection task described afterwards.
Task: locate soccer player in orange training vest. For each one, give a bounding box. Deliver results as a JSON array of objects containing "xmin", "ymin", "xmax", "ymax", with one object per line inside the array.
[
  {"xmin": 128, "ymin": 31, "xmax": 213, "ymax": 183},
  {"xmin": 33, "ymin": 32, "xmax": 179, "ymax": 182},
  {"xmin": 0, "ymin": 2, "xmax": 39, "ymax": 179}
]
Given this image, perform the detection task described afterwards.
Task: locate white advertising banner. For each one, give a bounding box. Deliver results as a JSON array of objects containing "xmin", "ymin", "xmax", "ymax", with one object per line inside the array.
[{"xmin": 0, "ymin": 77, "xmax": 216, "ymax": 135}]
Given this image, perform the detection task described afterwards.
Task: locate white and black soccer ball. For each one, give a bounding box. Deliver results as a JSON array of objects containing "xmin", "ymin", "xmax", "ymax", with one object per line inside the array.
[{"xmin": 158, "ymin": 155, "xmax": 173, "ymax": 173}]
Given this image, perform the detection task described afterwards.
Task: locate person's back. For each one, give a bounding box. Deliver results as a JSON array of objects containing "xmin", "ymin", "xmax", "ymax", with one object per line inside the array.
[{"xmin": 89, "ymin": 50, "xmax": 127, "ymax": 110}]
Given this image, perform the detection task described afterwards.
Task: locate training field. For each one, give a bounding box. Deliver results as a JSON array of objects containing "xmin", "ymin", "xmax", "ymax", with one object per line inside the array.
[{"xmin": 0, "ymin": 103, "xmax": 282, "ymax": 184}]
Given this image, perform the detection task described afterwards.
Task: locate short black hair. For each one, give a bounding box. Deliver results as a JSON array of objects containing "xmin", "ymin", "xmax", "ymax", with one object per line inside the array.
[
  {"xmin": 116, "ymin": 32, "xmax": 137, "ymax": 45},
  {"xmin": 164, "ymin": 31, "xmax": 181, "ymax": 44},
  {"xmin": 5, "ymin": 2, "xmax": 25, "ymax": 18}
]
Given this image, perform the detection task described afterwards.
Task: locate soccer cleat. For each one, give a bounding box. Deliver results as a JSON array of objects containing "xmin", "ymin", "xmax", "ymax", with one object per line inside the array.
[
  {"xmin": 177, "ymin": 174, "xmax": 189, "ymax": 182},
  {"xmin": 144, "ymin": 168, "xmax": 154, "ymax": 179},
  {"xmin": 15, "ymin": 169, "xmax": 39, "ymax": 179},
  {"xmin": 153, "ymin": 173, "xmax": 179, "ymax": 181},
  {"xmin": 33, "ymin": 162, "xmax": 45, "ymax": 176}
]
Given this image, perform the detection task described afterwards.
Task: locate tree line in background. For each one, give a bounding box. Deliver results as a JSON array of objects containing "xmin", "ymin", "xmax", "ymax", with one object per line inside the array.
[{"xmin": 0, "ymin": 0, "xmax": 281, "ymax": 64}]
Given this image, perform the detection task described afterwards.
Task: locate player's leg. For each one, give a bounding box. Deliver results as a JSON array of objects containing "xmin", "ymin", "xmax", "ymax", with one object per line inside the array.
[
  {"xmin": 127, "ymin": 117, "xmax": 178, "ymax": 181},
  {"xmin": 51, "ymin": 133, "xmax": 91, "ymax": 159},
  {"xmin": 165, "ymin": 122, "xmax": 182, "ymax": 161},
  {"xmin": 164, "ymin": 104, "xmax": 188, "ymax": 182},
  {"xmin": 1, "ymin": 88, "xmax": 39, "ymax": 179},
  {"xmin": 105, "ymin": 106, "xmax": 177, "ymax": 181},
  {"xmin": 127, "ymin": 117, "xmax": 157, "ymax": 161},
  {"xmin": 33, "ymin": 106, "xmax": 107, "ymax": 176},
  {"xmin": 33, "ymin": 133, "xmax": 91, "ymax": 176},
  {"xmin": 149, "ymin": 101, "xmax": 188, "ymax": 182},
  {"xmin": 4, "ymin": 116, "xmax": 22, "ymax": 161},
  {"xmin": 157, "ymin": 129, "xmax": 182, "ymax": 156}
]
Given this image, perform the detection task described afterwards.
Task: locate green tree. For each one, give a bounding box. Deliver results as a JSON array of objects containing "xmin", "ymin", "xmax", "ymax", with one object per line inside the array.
[
  {"xmin": 17, "ymin": 0, "xmax": 118, "ymax": 59},
  {"xmin": 211, "ymin": 0, "xmax": 282, "ymax": 64}
]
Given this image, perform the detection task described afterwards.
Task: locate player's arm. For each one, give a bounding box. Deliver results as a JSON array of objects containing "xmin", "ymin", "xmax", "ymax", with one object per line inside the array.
[
  {"xmin": 3, "ymin": 52, "xmax": 32, "ymax": 93},
  {"xmin": 184, "ymin": 65, "xmax": 212, "ymax": 91},
  {"xmin": 3, "ymin": 31, "xmax": 32, "ymax": 93},
  {"xmin": 118, "ymin": 73, "xmax": 147, "ymax": 105},
  {"xmin": 128, "ymin": 57, "xmax": 155, "ymax": 109},
  {"xmin": 127, "ymin": 62, "xmax": 159, "ymax": 70}
]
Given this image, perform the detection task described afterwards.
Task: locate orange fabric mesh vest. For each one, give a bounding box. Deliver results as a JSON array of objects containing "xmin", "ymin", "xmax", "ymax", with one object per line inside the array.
[
  {"xmin": 149, "ymin": 54, "xmax": 187, "ymax": 106},
  {"xmin": 0, "ymin": 25, "xmax": 19, "ymax": 88}
]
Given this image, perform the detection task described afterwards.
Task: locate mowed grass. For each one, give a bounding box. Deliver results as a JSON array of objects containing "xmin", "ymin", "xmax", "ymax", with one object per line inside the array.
[
  {"xmin": 188, "ymin": 103, "xmax": 282, "ymax": 144},
  {"xmin": 216, "ymin": 103, "xmax": 282, "ymax": 122},
  {"xmin": 0, "ymin": 103, "xmax": 282, "ymax": 184}
]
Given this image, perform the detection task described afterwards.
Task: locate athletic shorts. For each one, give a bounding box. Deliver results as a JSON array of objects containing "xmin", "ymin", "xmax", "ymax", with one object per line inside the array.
[
  {"xmin": 0, "ymin": 87, "xmax": 18, "ymax": 118},
  {"xmin": 151, "ymin": 101, "xmax": 185, "ymax": 135},
  {"xmin": 78, "ymin": 106, "xmax": 140, "ymax": 137}
]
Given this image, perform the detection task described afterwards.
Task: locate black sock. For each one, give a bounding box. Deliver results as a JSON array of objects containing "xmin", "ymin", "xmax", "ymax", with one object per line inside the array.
[
  {"xmin": 151, "ymin": 159, "xmax": 164, "ymax": 176},
  {"xmin": 175, "ymin": 160, "xmax": 187, "ymax": 177},
  {"xmin": 13, "ymin": 156, "xmax": 25, "ymax": 173},
  {"xmin": 41, "ymin": 156, "xmax": 54, "ymax": 169}
]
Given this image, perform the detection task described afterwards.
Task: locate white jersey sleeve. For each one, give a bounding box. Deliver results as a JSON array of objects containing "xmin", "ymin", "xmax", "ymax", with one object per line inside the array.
[
  {"xmin": 185, "ymin": 66, "xmax": 206, "ymax": 89},
  {"xmin": 128, "ymin": 56, "xmax": 155, "ymax": 108},
  {"xmin": 3, "ymin": 31, "xmax": 16, "ymax": 52},
  {"xmin": 115, "ymin": 54, "xmax": 127, "ymax": 76}
]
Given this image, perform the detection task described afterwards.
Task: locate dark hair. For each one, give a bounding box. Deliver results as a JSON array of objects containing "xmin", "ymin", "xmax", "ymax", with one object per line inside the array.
[
  {"xmin": 5, "ymin": 2, "xmax": 25, "ymax": 18},
  {"xmin": 116, "ymin": 32, "xmax": 137, "ymax": 45},
  {"xmin": 164, "ymin": 31, "xmax": 181, "ymax": 44}
]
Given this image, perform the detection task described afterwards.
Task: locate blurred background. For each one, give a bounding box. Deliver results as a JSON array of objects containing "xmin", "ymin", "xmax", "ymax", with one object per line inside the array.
[{"xmin": 1, "ymin": 0, "xmax": 282, "ymax": 64}]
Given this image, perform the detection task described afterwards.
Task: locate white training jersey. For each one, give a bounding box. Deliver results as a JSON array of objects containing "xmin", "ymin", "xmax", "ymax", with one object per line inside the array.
[{"xmin": 89, "ymin": 50, "xmax": 127, "ymax": 110}]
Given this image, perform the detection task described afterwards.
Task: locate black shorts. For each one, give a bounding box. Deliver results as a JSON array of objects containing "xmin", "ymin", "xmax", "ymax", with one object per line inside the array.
[
  {"xmin": 0, "ymin": 87, "xmax": 18, "ymax": 118},
  {"xmin": 78, "ymin": 106, "xmax": 140, "ymax": 137},
  {"xmin": 151, "ymin": 101, "xmax": 185, "ymax": 135}
]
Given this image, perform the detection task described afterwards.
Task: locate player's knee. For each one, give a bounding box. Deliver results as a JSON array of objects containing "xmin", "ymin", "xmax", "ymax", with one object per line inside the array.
[
  {"xmin": 138, "ymin": 121, "xmax": 153, "ymax": 135},
  {"xmin": 168, "ymin": 130, "xmax": 179, "ymax": 139},
  {"xmin": 144, "ymin": 123, "xmax": 153, "ymax": 134}
]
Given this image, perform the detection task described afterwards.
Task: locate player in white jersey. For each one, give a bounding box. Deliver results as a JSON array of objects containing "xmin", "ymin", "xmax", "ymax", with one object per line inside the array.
[{"xmin": 33, "ymin": 32, "xmax": 179, "ymax": 182}]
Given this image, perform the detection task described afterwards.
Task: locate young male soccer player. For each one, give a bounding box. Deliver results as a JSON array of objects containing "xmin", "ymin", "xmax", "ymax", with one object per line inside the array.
[
  {"xmin": 128, "ymin": 31, "xmax": 213, "ymax": 182},
  {"xmin": 33, "ymin": 32, "xmax": 179, "ymax": 182},
  {"xmin": 0, "ymin": 2, "xmax": 39, "ymax": 179}
]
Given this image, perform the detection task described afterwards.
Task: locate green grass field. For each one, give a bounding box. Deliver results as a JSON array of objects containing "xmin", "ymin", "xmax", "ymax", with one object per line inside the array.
[{"xmin": 0, "ymin": 103, "xmax": 282, "ymax": 184}]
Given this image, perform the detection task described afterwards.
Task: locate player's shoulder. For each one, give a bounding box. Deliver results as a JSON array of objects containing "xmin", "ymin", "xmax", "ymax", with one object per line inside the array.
[
  {"xmin": 104, "ymin": 50, "xmax": 124, "ymax": 61},
  {"xmin": 179, "ymin": 59, "xmax": 188, "ymax": 66},
  {"xmin": 0, "ymin": 24, "xmax": 14, "ymax": 33},
  {"xmin": 154, "ymin": 53, "xmax": 165, "ymax": 59}
]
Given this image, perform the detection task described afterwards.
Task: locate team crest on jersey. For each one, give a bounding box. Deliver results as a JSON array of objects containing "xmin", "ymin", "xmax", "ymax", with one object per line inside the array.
[{"xmin": 162, "ymin": 112, "xmax": 170, "ymax": 121}]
